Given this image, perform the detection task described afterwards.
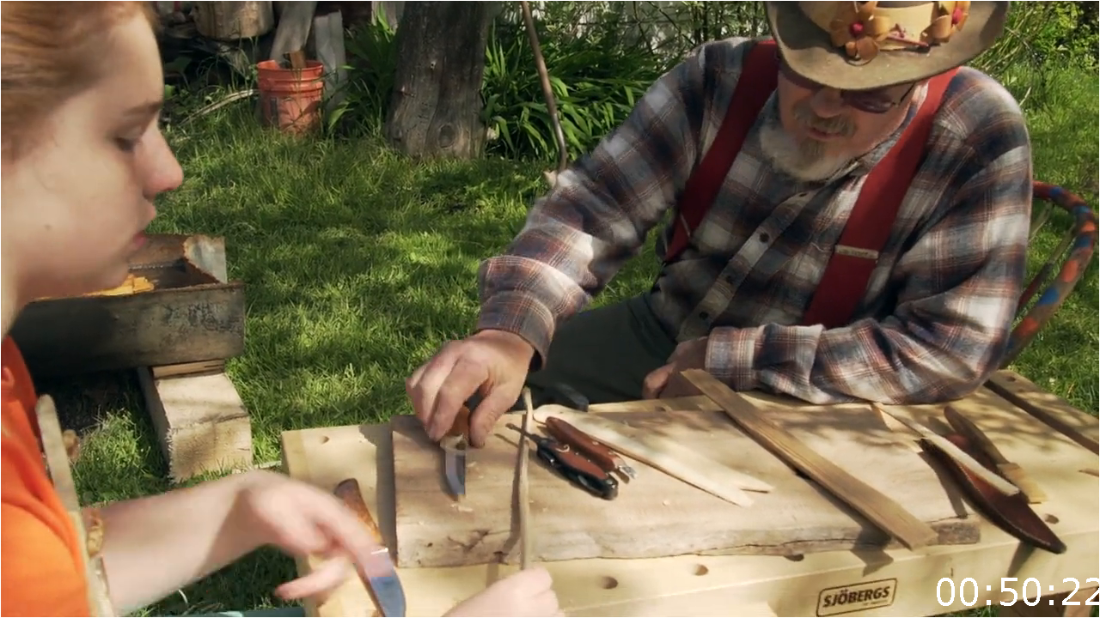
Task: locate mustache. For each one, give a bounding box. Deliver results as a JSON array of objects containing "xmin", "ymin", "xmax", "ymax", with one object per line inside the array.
[{"xmin": 794, "ymin": 101, "xmax": 855, "ymax": 137}]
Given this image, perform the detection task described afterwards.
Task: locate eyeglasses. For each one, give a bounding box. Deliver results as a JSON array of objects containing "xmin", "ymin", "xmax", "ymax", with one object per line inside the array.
[{"xmin": 778, "ymin": 56, "xmax": 915, "ymax": 114}]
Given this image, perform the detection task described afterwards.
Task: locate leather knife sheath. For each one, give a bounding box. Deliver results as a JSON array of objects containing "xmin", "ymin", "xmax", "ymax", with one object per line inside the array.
[{"xmin": 919, "ymin": 432, "xmax": 1066, "ymax": 554}]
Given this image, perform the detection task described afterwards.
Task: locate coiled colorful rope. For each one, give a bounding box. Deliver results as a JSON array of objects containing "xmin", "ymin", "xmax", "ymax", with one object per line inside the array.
[{"xmin": 1002, "ymin": 181, "xmax": 1098, "ymax": 367}]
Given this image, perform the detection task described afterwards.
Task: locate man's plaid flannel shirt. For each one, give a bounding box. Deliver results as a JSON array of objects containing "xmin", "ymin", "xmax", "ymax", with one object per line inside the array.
[{"xmin": 475, "ymin": 36, "xmax": 1033, "ymax": 405}]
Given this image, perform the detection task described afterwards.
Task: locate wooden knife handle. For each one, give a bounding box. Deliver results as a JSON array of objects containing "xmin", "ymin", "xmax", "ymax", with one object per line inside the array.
[
  {"xmin": 545, "ymin": 416, "xmax": 618, "ymax": 472},
  {"xmin": 545, "ymin": 438, "xmax": 613, "ymax": 480},
  {"xmin": 334, "ymin": 478, "xmax": 385, "ymax": 545},
  {"xmin": 447, "ymin": 404, "xmax": 472, "ymax": 438}
]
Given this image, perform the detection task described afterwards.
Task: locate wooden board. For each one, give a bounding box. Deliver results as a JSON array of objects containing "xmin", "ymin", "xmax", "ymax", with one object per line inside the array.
[
  {"xmin": 35, "ymin": 394, "xmax": 115, "ymax": 616},
  {"xmin": 280, "ymin": 402, "xmax": 1099, "ymax": 618},
  {"xmin": 390, "ymin": 396, "xmax": 982, "ymax": 569},
  {"xmin": 680, "ymin": 369, "xmax": 940, "ymax": 551},
  {"xmin": 136, "ymin": 367, "xmax": 253, "ymax": 481},
  {"xmin": 984, "ymin": 370, "xmax": 1100, "ymax": 453},
  {"xmin": 10, "ymin": 234, "xmax": 245, "ymax": 378}
]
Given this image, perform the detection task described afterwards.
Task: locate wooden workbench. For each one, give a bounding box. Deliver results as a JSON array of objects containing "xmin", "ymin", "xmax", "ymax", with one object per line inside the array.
[{"xmin": 281, "ymin": 369, "xmax": 1099, "ymax": 617}]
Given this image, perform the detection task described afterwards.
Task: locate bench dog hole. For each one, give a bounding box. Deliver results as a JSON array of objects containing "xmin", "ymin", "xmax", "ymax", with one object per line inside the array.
[{"xmin": 599, "ymin": 576, "xmax": 618, "ymax": 590}]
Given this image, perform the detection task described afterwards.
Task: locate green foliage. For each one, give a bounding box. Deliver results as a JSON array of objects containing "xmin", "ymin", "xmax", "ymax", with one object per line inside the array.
[
  {"xmin": 480, "ymin": 5, "xmax": 670, "ymax": 162},
  {"xmin": 324, "ymin": 14, "xmax": 398, "ymax": 137},
  {"xmin": 972, "ymin": 1, "xmax": 1099, "ymax": 79},
  {"xmin": 336, "ymin": 2, "xmax": 674, "ymax": 162}
]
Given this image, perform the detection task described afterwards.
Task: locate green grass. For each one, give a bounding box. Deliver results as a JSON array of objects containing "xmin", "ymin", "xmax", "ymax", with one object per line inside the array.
[{"xmin": 33, "ymin": 62, "xmax": 1099, "ymax": 617}]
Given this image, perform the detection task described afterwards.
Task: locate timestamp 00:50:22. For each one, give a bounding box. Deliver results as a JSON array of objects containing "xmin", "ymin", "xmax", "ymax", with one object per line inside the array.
[{"xmin": 938, "ymin": 577, "xmax": 1099, "ymax": 608}]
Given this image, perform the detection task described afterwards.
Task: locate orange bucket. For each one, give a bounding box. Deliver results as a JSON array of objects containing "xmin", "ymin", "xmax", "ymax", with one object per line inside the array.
[{"xmin": 256, "ymin": 59, "xmax": 324, "ymax": 136}]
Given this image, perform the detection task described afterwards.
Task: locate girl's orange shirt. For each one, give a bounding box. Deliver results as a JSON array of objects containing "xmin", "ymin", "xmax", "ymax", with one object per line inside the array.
[{"xmin": 2, "ymin": 336, "xmax": 92, "ymax": 616}]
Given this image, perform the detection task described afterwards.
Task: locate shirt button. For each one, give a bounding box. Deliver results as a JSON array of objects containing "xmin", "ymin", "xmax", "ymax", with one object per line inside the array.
[
  {"xmin": 759, "ymin": 232, "xmax": 770, "ymax": 242},
  {"xmin": 724, "ymin": 274, "xmax": 735, "ymax": 283},
  {"xmin": 699, "ymin": 311, "xmax": 709, "ymax": 320}
]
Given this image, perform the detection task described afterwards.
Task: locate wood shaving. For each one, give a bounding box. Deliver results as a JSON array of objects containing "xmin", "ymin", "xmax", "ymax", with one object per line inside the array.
[
  {"xmin": 62, "ymin": 429, "xmax": 81, "ymax": 462},
  {"xmin": 37, "ymin": 273, "xmax": 155, "ymax": 300},
  {"xmin": 82, "ymin": 507, "xmax": 105, "ymax": 557}
]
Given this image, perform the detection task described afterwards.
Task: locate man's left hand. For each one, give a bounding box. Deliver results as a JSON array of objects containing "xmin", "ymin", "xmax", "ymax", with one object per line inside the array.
[{"xmin": 642, "ymin": 336, "xmax": 708, "ymax": 399}]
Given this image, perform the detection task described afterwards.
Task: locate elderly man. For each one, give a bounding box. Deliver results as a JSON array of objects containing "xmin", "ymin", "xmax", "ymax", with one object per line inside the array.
[{"xmin": 409, "ymin": 1, "xmax": 1032, "ymax": 447}]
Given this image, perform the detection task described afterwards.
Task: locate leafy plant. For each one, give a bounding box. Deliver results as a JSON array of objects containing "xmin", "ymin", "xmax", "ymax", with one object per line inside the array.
[
  {"xmin": 973, "ymin": 1, "xmax": 1098, "ymax": 79},
  {"xmin": 480, "ymin": 9, "xmax": 670, "ymax": 162},
  {"xmin": 326, "ymin": 13, "xmax": 398, "ymax": 137}
]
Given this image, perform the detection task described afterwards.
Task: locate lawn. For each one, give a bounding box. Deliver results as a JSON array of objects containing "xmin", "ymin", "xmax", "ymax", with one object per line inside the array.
[{"xmin": 38, "ymin": 62, "xmax": 1099, "ymax": 616}]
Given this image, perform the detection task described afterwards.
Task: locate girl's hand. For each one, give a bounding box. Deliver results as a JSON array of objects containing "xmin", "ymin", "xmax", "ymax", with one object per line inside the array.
[
  {"xmin": 445, "ymin": 567, "xmax": 563, "ymax": 617},
  {"xmin": 232, "ymin": 470, "xmax": 390, "ymax": 601}
]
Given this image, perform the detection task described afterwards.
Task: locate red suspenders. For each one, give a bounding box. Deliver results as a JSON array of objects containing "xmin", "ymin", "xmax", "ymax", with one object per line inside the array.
[{"xmin": 662, "ymin": 38, "xmax": 957, "ymax": 329}]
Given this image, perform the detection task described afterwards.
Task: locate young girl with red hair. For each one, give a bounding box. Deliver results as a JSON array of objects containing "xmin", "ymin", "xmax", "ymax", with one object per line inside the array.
[{"xmin": 0, "ymin": 4, "xmax": 560, "ymax": 616}]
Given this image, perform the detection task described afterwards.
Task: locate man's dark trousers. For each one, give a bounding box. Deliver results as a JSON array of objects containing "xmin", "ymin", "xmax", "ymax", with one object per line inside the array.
[{"xmin": 515, "ymin": 294, "xmax": 679, "ymax": 409}]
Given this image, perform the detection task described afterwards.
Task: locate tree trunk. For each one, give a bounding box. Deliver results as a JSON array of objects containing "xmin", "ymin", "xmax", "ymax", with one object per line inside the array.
[{"xmin": 384, "ymin": 1, "xmax": 497, "ymax": 159}]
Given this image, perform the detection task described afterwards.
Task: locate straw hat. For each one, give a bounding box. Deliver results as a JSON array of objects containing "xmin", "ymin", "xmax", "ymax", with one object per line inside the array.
[{"xmin": 765, "ymin": 1, "xmax": 1009, "ymax": 90}]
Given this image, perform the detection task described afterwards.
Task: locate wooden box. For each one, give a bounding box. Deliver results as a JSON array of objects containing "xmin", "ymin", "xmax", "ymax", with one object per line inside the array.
[{"xmin": 10, "ymin": 234, "xmax": 246, "ymax": 378}]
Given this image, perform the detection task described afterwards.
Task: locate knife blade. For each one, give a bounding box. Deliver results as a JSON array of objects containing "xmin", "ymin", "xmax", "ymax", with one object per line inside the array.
[
  {"xmin": 918, "ymin": 433, "xmax": 1066, "ymax": 554},
  {"xmin": 333, "ymin": 478, "xmax": 407, "ymax": 617},
  {"xmin": 543, "ymin": 416, "xmax": 637, "ymax": 480},
  {"xmin": 441, "ymin": 434, "xmax": 467, "ymax": 499},
  {"xmin": 441, "ymin": 404, "xmax": 472, "ymax": 500},
  {"xmin": 943, "ymin": 405, "xmax": 1047, "ymax": 504}
]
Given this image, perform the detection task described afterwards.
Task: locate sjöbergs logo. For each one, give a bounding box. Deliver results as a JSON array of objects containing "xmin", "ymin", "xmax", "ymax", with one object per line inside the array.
[{"xmin": 816, "ymin": 578, "xmax": 897, "ymax": 616}]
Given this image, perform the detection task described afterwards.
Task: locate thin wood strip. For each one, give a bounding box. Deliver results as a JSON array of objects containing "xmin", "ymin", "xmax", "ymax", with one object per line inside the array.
[
  {"xmin": 984, "ymin": 371, "xmax": 1099, "ymax": 454},
  {"xmin": 519, "ymin": 388, "xmax": 535, "ymax": 570},
  {"xmin": 944, "ymin": 405, "xmax": 1046, "ymax": 503},
  {"xmin": 998, "ymin": 464, "xmax": 1048, "ymax": 504},
  {"xmin": 587, "ymin": 396, "xmax": 722, "ymax": 414},
  {"xmin": 35, "ymin": 395, "xmax": 116, "ymax": 617},
  {"xmin": 680, "ymin": 369, "xmax": 939, "ymax": 551},
  {"xmin": 873, "ymin": 404, "xmax": 1021, "ymax": 497}
]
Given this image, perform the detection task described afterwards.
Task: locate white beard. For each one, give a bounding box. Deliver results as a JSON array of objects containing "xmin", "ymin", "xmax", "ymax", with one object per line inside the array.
[{"xmin": 758, "ymin": 115, "xmax": 853, "ymax": 183}]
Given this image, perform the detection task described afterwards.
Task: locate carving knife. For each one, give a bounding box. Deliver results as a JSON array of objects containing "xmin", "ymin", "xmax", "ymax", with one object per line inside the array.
[
  {"xmin": 333, "ymin": 478, "xmax": 407, "ymax": 617},
  {"xmin": 918, "ymin": 433, "xmax": 1066, "ymax": 554},
  {"xmin": 543, "ymin": 415, "xmax": 637, "ymax": 480},
  {"xmin": 943, "ymin": 406, "xmax": 1047, "ymax": 503}
]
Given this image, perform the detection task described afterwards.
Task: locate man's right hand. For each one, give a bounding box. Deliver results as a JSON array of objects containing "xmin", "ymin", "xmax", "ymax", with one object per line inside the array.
[{"xmin": 406, "ymin": 329, "xmax": 535, "ymax": 448}]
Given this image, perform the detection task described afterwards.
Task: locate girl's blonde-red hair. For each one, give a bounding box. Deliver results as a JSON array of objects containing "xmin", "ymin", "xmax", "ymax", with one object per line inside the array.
[{"xmin": 1, "ymin": 1, "xmax": 159, "ymax": 156}]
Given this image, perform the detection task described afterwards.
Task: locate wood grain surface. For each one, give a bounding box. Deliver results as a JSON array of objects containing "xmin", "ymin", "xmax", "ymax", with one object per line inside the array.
[{"xmin": 390, "ymin": 394, "xmax": 982, "ymax": 568}]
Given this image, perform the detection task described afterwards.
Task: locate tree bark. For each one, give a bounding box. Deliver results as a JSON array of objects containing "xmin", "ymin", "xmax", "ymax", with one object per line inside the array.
[{"xmin": 384, "ymin": 1, "xmax": 498, "ymax": 159}]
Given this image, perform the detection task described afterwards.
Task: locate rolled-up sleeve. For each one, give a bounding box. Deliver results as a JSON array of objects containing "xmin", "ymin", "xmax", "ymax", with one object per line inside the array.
[{"xmin": 475, "ymin": 42, "xmax": 740, "ymax": 367}]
